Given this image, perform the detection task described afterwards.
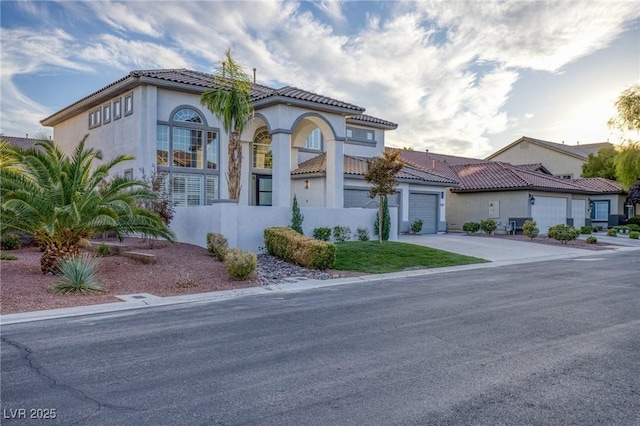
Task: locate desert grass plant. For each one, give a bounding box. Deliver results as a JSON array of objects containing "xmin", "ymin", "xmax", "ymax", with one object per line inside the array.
[
  {"xmin": 522, "ymin": 220, "xmax": 539, "ymax": 240},
  {"xmin": 1, "ymin": 252, "xmax": 18, "ymax": 260},
  {"xmin": 207, "ymin": 232, "xmax": 228, "ymax": 261},
  {"xmin": 51, "ymin": 254, "xmax": 104, "ymax": 294},
  {"xmin": 225, "ymin": 248, "xmax": 257, "ymax": 280},
  {"xmin": 174, "ymin": 270, "xmax": 199, "ymax": 289},
  {"xmin": 356, "ymin": 227, "xmax": 370, "ymax": 241},
  {"xmin": 96, "ymin": 243, "xmax": 112, "ymax": 256}
]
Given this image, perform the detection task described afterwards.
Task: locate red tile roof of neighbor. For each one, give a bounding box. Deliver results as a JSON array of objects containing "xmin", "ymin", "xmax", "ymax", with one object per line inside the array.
[
  {"xmin": 291, "ymin": 153, "xmax": 458, "ymax": 185},
  {"xmin": 0, "ymin": 135, "xmax": 45, "ymax": 150},
  {"xmin": 388, "ymin": 147, "xmax": 624, "ymax": 194}
]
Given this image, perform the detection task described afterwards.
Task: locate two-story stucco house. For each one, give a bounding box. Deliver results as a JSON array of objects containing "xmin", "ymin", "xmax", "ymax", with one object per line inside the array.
[{"xmin": 41, "ymin": 69, "xmax": 456, "ymax": 250}]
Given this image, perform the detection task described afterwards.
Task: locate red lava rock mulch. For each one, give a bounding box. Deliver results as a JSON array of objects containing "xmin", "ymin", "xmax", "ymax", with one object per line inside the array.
[
  {"xmin": 468, "ymin": 232, "xmax": 618, "ymax": 251},
  {"xmin": 1, "ymin": 238, "xmax": 256, "ymax": 315}
]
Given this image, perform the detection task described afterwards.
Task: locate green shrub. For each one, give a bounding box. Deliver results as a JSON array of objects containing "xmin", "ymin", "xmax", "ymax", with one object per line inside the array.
[
  {"xmin": 462, "ymin": 222, "xmax": 480, "ymax": 234},
  {"xmin": 627, "ymin": 224, "xmax": 640, "ymax": 232},
  {"xmin": 96, "ymin": 243, "xmax": 111, "ymax": 256},
  {"xmin": 1, "ymin": 234, "xmax": 22, "ymax": 250},
  {"xmin": 356, "ymin": 227, "xmax": 370, "ymax": 241},
  {"xmin": 523, "ymin": 220, "xmax": 539, "ymax": 240},
  {"xmin": 313, "ymin": 227, "xmax": 332, "ymax": 242},
  {"xmin": 410, "ymin": 219, "xmax": 424, "ymax": 234},
  {"xmin": 224, "ymin": 248, "xmax": 257, "ymax": 280},
  {"xmin": 630, "ymin": 231, "xmax": 639, "ymax": 239},
  {"xmin": 613, "ymin": 226, "xmax": 628, "ymax": 234},
  {"xmin": 479, "ymin": 219, "xmax": 498, "ymax": 234},
  {"xmin": 585, "ymin": 236, "xmax": 598, "ymax": 244},
  {"xmin": 548, "ymin": 224, "xmax": 579, "ymax": 244},
  {"xmin": 333, "ymin": 226, "xmax": 351, "ymax": 242},
  {"xmin": 606, "ymin": 228, "xmax": 618, "ymax": 237},
  {"xmin": 265, "ymin": 227, "xmax": 335, "ymax": 269},
  {"xmin": 594, "ymin": 226, "xmax": 603, "ymax": 232},
  {"xmin": 627, "ymin": 215, "xmax": 640, "ymax": 226},
  {"xmin": 0, "ymin": 252, "xmax": 18, "ymax": 260},
  {"xmin": 290, "ymin": 194, "xmax": 304, "ymax": 234},
  {"xmin": 373, "ymin": 196, "xmax": 391, "ymax": 241},
  {"xmin": 52, "ymin": 254, "xmax": 103, "ymax": 294},
  {"xmin": 580, "ymin": 226, "xmax": 592, "ymax": 235},
  {"xmin": 207, "ymin": 232, "xmax": 228, "ymax": 261}
]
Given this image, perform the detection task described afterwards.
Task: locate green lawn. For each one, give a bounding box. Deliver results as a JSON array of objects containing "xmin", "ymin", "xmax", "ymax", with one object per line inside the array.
[{"xmin": 333, "ymin": 241, "xmax": 487, "ymax": 273}]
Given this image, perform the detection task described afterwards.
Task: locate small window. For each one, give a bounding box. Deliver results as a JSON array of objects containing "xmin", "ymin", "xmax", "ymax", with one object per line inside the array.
[
  {"xmin": 113, "ymin": 98, "xmax": 122, "ymax": 120},
  {"xmin": 103, "ymin": 104, "xmax": 111, "ymax": 124},
  {"xmin": 346, "ymin": 128, "xmax": 353, "ymax": 138},
  {"xmin": 345, "ymin": 126, "xmax": 374, "ymax": 142},
  {"xmin": 206, "ymin": 131, "xmax": 218, "ymax": 169},
  {"xmin": 305, "ymin": 128, "xmax": 322, "ymax": 150},
  {"xmin": 124, "ymin": 94, "xmax": 133, "ymax": 116},
  {"xmin": 89, "ymin": 108, "xmax": 101, "ymax": 129}
]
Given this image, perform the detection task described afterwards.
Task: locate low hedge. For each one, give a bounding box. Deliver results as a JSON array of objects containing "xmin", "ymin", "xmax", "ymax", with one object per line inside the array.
[{"xmin": 264, "ymin": 227, "xmax": 336, "ymax": 270}]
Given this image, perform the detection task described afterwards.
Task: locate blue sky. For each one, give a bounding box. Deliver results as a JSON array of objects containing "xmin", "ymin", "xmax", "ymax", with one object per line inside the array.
[{"xmin": 1, "ymin": 0, "xmax": 639, "ymax": 157}]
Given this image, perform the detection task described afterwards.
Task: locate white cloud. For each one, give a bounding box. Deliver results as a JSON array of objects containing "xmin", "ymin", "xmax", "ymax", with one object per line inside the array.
[
  {"xmin": 314, "ymin": 1, "xmax": 347, "ymax": 26},
  {"xmin": 88, "ymin": 2, "xmax": 163, "ymax": 38}
]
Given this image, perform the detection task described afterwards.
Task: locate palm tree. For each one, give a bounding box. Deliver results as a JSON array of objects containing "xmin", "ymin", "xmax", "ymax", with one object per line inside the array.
[
  {"xmin": 201, "ymin": 49, "xmax": 254, "ymax": 200},
  {"xmin": 1, "ymin": 136, "xmax": 175, "ymax": 274}
]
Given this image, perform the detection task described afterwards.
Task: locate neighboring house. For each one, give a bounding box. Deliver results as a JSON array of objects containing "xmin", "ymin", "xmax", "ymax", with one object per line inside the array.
[
  {"xmin": 393, "ymin": 148, "xmax": 627, "ymax": 233},
  {"xmin": 486, "ymin": 136, "xmax": 612, "ymax": 179},
  {"xmin": 40, "ymin": 69, "xmax": 455, "ymax": 249},
  {"xmin": 1, "ymin": 135, "xmax": 43, "ymax": 150}
]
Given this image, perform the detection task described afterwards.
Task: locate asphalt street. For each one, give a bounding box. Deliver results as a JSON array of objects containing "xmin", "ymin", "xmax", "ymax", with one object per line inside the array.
[{"xmin": 2, "ymin": 250, "xmax": 639, "ymax": 425}]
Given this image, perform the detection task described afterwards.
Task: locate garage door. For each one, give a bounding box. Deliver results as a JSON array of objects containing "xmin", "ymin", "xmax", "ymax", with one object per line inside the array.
[
  {"xmin": 532, "ymin": 196, "xmax": 567, "ymax": 234},
  {"xmin": 408, "ymin": 193, "xmax": 438, "ymax": 234},
  {"xmin": 344, "ymin": 189, "xmax": 399, "ymax": 209},
  {"xmin": 571, "ymin": 199, "xmax": 586, "ymax": 229}
]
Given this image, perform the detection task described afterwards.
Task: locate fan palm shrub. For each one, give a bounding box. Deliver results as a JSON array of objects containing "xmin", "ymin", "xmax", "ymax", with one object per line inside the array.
[{"xmin": 1, "ymin": 137, "xmax": 175, "ymax": 274}]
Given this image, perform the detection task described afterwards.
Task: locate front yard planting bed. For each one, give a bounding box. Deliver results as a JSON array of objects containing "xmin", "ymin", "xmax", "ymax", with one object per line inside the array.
[{"xmin": 333, "ymin": 241, "xmax": 487, "ymax": 273}]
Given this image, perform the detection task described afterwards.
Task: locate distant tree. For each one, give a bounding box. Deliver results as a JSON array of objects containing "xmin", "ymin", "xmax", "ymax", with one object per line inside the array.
[
  {"xmin": 364, "ymin": 151, "xmax": 403, "ymax": 243},
  {"xmin": 628, "ymin": 178, "xmax": 640, "ymax": 205},
  {"xmin": 581, "ymin": 146, "xmax": 617, "ymax": 179},
  {"xmin": 608, "ymin": 85, "xmax": 640, "ymax": 187},
  {"xmin": 614, "ymin": 142, "xmax": 640, "ymax": 187},
  {"xmin": 201, "ymin": 49, "xmax": 254, "ymax": 200}
]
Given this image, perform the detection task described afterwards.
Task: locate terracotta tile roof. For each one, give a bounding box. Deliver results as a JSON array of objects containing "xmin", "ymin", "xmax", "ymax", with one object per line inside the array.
[
  {"xmin": 449, "ymin": 162, "xmax": 624, "ymax": 194},
  {"xmin": 388, "ymin": 147, "xmax": 487, "ymax": 182},
  {"xmin": 292, "ymin": 153, "xmax": 458, "ymax": 185},
  {"xmin": 0, "ymin": 135, "xmax": 44, "ymax": 150},
  {"xmin": 348, "ymin": 114, "xmax": 398, "ymax": 129}
]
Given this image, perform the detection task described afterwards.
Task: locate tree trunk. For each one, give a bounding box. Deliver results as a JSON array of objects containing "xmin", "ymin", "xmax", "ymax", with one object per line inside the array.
[
  {"xmin": 227, "ymin": 131, "xmax": 243, "ymax": 200},
  {"xmin": 378, "ymin": 195, "xmax": 383, "ymax": 244},
  {"xmin": 40, "ymin": 243, "xmax": 79, "ymax": 275}
]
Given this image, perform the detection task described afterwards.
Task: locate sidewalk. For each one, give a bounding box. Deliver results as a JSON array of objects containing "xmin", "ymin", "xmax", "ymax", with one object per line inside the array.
[{"xmin": 3, "ymin": 234, "xmax": 637, "ymax": 325}]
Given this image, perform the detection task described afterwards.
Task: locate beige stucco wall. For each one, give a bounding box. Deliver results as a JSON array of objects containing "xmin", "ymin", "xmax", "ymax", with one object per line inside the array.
[
  {"xmin": 447, "ymin": 191, "xmax": 530, "ymax": 231},
  {"xmin": 490, "ymin": 142, "xmax": 585, "ymax": 178}
]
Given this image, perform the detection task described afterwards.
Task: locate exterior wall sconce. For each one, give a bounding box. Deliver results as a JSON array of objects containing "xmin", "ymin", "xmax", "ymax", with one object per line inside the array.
[
  {"xmin": 588, "ymin": 198, "xmax": 594, "ymax": 211},
  {"xmin": 529, "ymin": 194, "xmax": 535, "ymax": 205},
  {"xmin": 304, "ymin": 179, "xmax": 310, "ymax": 189}
]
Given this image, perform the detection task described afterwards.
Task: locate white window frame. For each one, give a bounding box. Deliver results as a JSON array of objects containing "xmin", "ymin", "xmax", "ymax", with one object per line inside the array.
[
  {"xmin": 88, "ymin": 108, "xmax": 101, "ymax": 129},
  {"xmin": 124, "ymin": 93, "xmax": 133, "ymax": 116},
  {"xmin": 103, "ymin": 103, "xmax": 111, "ymax": 124},
  {"xmin": 113, "ymin": 98, "xmax": 122, "ymax": 120}
]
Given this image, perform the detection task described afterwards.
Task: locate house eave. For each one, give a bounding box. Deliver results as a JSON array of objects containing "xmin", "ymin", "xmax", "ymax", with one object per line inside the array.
[{"xmin": 253, "ymin": 96, "xmax": 365, "ymax": 116}]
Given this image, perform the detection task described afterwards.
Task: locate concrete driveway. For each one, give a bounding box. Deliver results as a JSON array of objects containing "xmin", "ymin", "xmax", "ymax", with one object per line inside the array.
[{"xmin": 399, "ymin": 233, "xmax": 614, "ymax": 262}]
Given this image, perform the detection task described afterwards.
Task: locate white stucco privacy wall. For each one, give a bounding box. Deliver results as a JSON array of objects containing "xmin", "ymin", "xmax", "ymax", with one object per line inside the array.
[{"xmin": 171, "ymin": 204, "xmax": 397, "ymax": 252}]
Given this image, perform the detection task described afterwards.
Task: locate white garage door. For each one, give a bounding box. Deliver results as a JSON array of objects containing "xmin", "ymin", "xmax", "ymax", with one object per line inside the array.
[
  {"xmin": 571, "ymin": 199, "xmax": 586, "ymax": 229},
  {"xmin": 532, "ymin": 196, "xmax": 567, "ymax": 234},
  {"xmin": 408, "ymin": 193, "xmax": 438, "ymax": 234}
]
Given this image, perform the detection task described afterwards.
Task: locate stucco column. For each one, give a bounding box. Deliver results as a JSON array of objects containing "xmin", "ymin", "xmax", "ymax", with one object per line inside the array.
[
  {"xmin": 271, "ymin": 131, "xmax": 292, "ymax": 207},
  {"xmin": 326, "ymin": 138, "xmax": 344, "ymax": 208}
]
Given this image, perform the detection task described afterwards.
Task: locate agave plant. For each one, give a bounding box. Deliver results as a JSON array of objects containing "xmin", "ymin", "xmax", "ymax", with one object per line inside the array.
[
  {"xmin": 52, "ymin": 254, "xmax": 103, "ymax": 294},
  {"xmin": 1, "ymin": 136, "xmax": 175, "ymax": 274}
]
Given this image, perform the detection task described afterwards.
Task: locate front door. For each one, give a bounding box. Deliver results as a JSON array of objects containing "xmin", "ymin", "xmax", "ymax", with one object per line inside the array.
[{"xmin": 255, "ymin": 175, "xmax": 272, "ymax": 206}]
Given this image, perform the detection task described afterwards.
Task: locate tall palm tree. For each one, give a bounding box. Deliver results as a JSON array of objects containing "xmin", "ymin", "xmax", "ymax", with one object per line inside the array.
[
  {"xmin": 201, "ymin": 49, "xmax": 254, "ymax": 200},
  {"xmin": 0, "ymin": 136, "xmax": 175, "ymax": 274}
]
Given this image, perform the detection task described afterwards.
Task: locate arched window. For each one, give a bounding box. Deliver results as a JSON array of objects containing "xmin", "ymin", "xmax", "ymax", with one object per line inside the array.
[
  {"xmin": 173, "ymin": 108, "xmax": 203, "ymax": 123},
  {"xmin": 156, "ymin": 107, "xmax": 219, "ymax": 206},
  {"xmin": 305, "ymin": 128, "xmax": 322, "ymax": 150},
  {"xmin": 253, "ymin": 129, "xmax": 273, "ymax": 169}
]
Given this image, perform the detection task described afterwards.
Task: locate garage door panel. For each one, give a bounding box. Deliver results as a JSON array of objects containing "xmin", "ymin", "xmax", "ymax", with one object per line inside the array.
[
  {"xmin": 344, "ymin": 189, "xmax": 399, "ymax": 208},
  {"xmin": 532, "ymin": 196, "xmax": 567, "ymax": 234},
  {"xmin": 409, "ymin": 193, "xmax": 438, "ymax": 234}
]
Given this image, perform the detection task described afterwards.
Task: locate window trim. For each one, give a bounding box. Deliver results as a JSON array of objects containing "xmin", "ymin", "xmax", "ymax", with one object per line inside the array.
[
  {"xmin": 113, "ymin": 98, "xmax": 122, "ymax": 120},
  {"xmin": 88, "ymin": 108, "xmax": 101, "ymax": 129},
  {"xmin": 345, "ymin": 126, "xmax": 376, "ymax": 145},
  {"xmin": 102, "ymin": 103, "xmax": 111, "ymax": 124},
  {"xmin": 591, "ymin": 200, "xmax": 610, "ymax": 221},
  {"xmin": 124, "ymin": 93, "xmax": 133, "ymax": 116}
]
